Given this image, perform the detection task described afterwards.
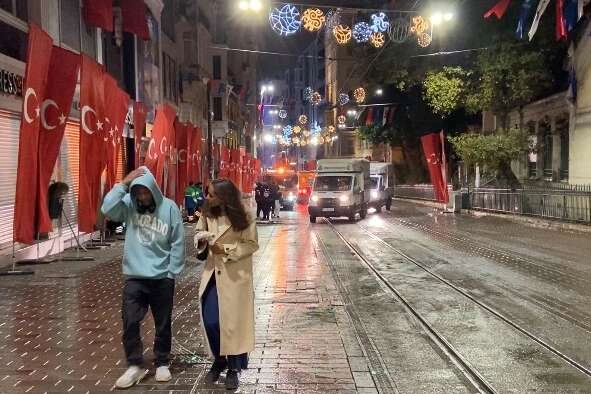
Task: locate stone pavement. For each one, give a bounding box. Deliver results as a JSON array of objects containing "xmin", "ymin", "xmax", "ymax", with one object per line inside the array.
[{"xmin": 0, "ymin": 211, "xmax": 378, "ymax": 393}]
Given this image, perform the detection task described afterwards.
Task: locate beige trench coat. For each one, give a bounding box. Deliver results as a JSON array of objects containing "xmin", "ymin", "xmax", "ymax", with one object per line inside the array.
[{"xmin": 195, "ymin": 215, "xmax": 259, "ymax": 356}]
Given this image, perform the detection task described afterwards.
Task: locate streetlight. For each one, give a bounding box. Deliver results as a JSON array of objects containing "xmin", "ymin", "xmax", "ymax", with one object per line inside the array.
[
  {"xmin": 263, "ymin": 134, "xmax": 273, "ymax": 143},
  {"xmin": 375, "ymin": 88, "xmax": 383, "ymax": 96},
  {"xmin": 239, "ymin": 0, "xmax": 262, "ymax": 11},
  {"xmin": 430, "ymin": 11, "xmax": 454, "ymax": 25}
]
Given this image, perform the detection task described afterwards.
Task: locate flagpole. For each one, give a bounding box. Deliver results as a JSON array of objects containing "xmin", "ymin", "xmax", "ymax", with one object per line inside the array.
[{"xmin": 0, "ymin": 242, "xmax": 34, "ymax": 276}]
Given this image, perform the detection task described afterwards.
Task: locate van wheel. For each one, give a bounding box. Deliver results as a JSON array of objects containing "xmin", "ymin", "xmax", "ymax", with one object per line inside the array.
[
  {"xmin": 348, "ymin": 214, "xmax": 356, "ymax": 222},
  {"xmin": 360, "ymin": 208, "xmax": 367, "ymax": 219},
  {"xmin": 386, "ymin": 198, "xmax": 392, "ymax": 211},
  {"xmin": 310, "ymin": 216, "xmax": 317, "ymax": 223}
]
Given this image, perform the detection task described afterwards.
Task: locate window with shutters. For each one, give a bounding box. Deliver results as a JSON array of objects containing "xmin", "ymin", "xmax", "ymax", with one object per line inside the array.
[{"xmin": 0, "ymin": 0, "xmax": 28, "ymax": 61}]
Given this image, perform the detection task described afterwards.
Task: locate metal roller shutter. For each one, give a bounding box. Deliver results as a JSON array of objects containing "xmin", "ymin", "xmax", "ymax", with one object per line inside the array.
[
  {"xmin": 59, "ymin": 121, "xmax": 80, "ymax": 233},
  {"xmin": 0, "ymin": 110, "xmax": 19, "ymax": 248}
]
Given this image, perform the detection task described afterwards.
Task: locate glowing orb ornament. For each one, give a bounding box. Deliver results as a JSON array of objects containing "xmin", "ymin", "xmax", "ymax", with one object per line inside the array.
[
  {"xmin": 269, "ymin": 4, "xmax": 301, "ymax": 36},
  {"xmin": 337, "ymin": 115, "xmax": 346, "ymax": 124},
  {"xmin": 325, "ymin": 10, "xmax": 340, "ymax": 32},
  {"xmin": 353, "ymin": 22, "xmax": 372, "ymax": 43},
  {"xmin": 283, "ymin": 125, "xmax": 293, "ymax": 136},
  {"xmin": 327, "ymin": 125, "xmax": 336, "ymax": 134},
  {"xmin": 410, "ymin": 16, "xmax": 429, "ymax": 35},
  {"xmin": 370, "ymin": 32, "xmax": 386, "ymax": 48},
  {"xmin": 303, "ymin": 129, "xmax": 311, "ymax": 137},
  {"xmin": 293, "ymin": 125, "xmax": 301, "ymax": 134},
  {"xmin": 298, "ymin": 115, "xmax": 308, "ymax": 125},
  {"xmin": 354, "ymin": 87, "xmax": 366, "ymax": 104},
  {"xmin": 302, "ymin": 8, "xmax": 325, "ymax": 32},
  {"xmin": 371, "ymin": 12, "xmax": 390, "ymax": 33},
  {"xmin": 303, "ymin": 87, "xmax": 313, "ymax": 101},
  {"xmin": 279, "ymin": 109, "xmax": 288, "ymax": 119},
  {"xmin": 333, "ymin": 25, "xmax": 352, "ymax": 44},
  {"xmin": 311, "ymin": 91, "xmax": 322, "ymax": 105},
  {"xmin": 417, "ymin": 32, "xmax": 432, "ymax": 47},
  {"xmin": 389, "ymin": 17, "xmax": 411, "ymax": 43},
  {"xmin": 338, "ymin": 93, "xmax": 350, "ymax": 105}
]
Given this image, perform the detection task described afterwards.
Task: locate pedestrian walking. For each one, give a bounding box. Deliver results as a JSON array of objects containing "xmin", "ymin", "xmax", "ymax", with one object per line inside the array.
[
  {"xmin": 184, "ymin": 182, "xmax": 197, "ymax": 221},
  {"xmin": 194, "ymin": 179, "xmax": 259, "ymax": 391},
  {"xmin": 271, "ymin": 180, "xmax": 280, "ymax": 219},
  {"xmin": 101, "ymin": 167, "xmax": 186, "ymax": 389},
  {"xmin": 262, "ymin": 182, "xmax": 273, "ymax": 221}
]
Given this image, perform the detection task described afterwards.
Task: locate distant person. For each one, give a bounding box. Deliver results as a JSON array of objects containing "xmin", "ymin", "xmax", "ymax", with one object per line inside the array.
[
  {"xmin": 262, "ymin": 182, "xmax": 273, "ymax": 221},
  {"xmin": 254, "ymin": 182, "xmax": 264, "ymax": 220},
  {"xmin": 194, "ymin": 182, "xmax": 205, "ymax": 211},
  {"xmin": 271, "ymin": 181, "xmax": 280, "ymax": 219},
  {"xmin": 194, "ymin": 179, "xmax": 259, "ymax": 391},
  {"xmin": 185, "ymin": 182, "xmax": 197, "ymax": 220},
  {"xmin": 101, "ymin": 167, "xmax": 185, "ymax": 389}
]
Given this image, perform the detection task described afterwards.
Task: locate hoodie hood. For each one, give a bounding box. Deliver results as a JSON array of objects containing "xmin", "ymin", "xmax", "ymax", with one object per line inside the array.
[{"xmin": 130, "ymin": 167, "xmax": 164, "ymax": 207}]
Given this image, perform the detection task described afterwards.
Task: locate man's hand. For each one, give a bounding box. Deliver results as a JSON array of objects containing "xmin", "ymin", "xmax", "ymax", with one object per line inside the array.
[
  {"xmin": 210, "ymin": 243, "xmax": 226, "ymax": 255},
  {"xmin": 122, "ymin": 168, "xmax": 145, "ymax": 186}
]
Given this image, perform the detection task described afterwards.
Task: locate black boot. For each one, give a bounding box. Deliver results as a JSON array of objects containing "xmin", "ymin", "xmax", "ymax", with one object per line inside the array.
[
  {"xmin": 225, "ymin": 369, "xmax": 239, "ymax": 391},
  {"xmin": 204, "ymin": 358, "xmax": 227, "ymax": 384}
]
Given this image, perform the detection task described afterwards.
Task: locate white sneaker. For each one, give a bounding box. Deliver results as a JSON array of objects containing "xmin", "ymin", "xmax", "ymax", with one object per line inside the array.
[
  {"xmin": 115, "ymin": 366, "xmax": 146, "ymax": 388},
  {"xmin": 155, "ymin": 366, "xmax": 172, "ymax": 382}
]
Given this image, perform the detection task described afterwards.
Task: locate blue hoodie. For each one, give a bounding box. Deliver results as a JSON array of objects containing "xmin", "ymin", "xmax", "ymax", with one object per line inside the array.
[{"xmin": 101, "ymin": 167, "xmax": 185, "ymax": 279}]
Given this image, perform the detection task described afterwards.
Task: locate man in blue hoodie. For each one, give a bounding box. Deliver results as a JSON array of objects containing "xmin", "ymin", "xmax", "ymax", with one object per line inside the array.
[{"xmin": 101, "ymin": 167, "xmax": 185, "ymax": 389}]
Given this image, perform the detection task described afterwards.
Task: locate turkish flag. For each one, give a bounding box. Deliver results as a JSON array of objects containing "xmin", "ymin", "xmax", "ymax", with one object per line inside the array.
[
  {"xmin": 83, "ymin": 0, "xmax": 113, "ymax": 31},
  {"xmin": 484, "ymin": 0, "xmax": 512, "ymax": 19},
  {"xmin": 219, "ymin": 146, "xmax": 231, "ymax": 179},
  {"xmin": 133, "ymin": 102, "xmax": 146, "ymax": 168},
  {"xmin": 13, "ymin": 23, "xmax": 53, "ymax": 244},
  {"xmin": 144, "ymin": 104, "xmax": 175, "ymax": 189},
  {"xmin": 420, "ymin": 132, "xmax": 449, "ymax": 204},
  {"xmin": 231, "ymin": 149, "xmax": 241, "ymax": 188},
  {"xmin": 188, "ymin": 126, "xmax": 202, "ymax": 183},
  {"xmin": 79, "ymin": 55, "xmax": 106, "ymax": 233},
  {"xmin": 556, "ymin": 0, "xmax": 568, "ymax": 41},
  {"xmin": 175, "ymin": 122, "xmax": 188, "ymax": 205},
  {"xmin": 103, "ymin": 75, "xmax": 130, "ymax": 191},
  {"xmin": 36, "ymin": 46, "xmax": 80, "ymax": 234},
  {"xmin": 121, "ymin": 0, "xmax": 150, "ymax": 40}
]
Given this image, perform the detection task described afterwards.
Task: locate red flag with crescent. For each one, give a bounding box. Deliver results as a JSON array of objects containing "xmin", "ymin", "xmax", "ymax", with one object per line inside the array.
[
  {"xmin": 36, "ymin": 46, "xmax": 79, "ymax": 234},
  {"xmin": 175, "ymin": 121, "xmax": 188, "ymax": 205},
  {"xmin": 484, "ymin": 0, "xmax": 512, "ymax": 19},
  {"xmin": 13, "ymin": 23, "xmax": 53, "ymax": 244},
  {"xmin": 144, "ymin": 104, "xmax": 175, "ymax": 189},
  {"xmin": 103, "ymin": 75, "xmax": 130, "ymax": 191},
  {"xmin": 420, "ymin": 131, "xmax": 449, "ymax": 204},
  {"xmin": 133, "ymin": 102, "xmax": 146, "ymax": 168},
  {"xmin": 78, "ymin": 55, "xmax": 106, "ymax": 233}
]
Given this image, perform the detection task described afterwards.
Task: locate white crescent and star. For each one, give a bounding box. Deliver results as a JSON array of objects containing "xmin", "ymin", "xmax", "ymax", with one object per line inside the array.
[
  {"xmin": 147, "ymin": 139, "xmax": 156, "ymax": 160},
  {"xmin": 23, "ymin": 88, "xmax": 39, "ymax": 124},
  {"xmin": 40, "ymin": 99, "xmax": 58, "ymax": 130},
  {"xmin": 178, "ymin": 149, "xmax": 187, "ymax": 163},
  {"xmin": 81, "ymin": 105, "xmax": 97, "ymax": 135}
]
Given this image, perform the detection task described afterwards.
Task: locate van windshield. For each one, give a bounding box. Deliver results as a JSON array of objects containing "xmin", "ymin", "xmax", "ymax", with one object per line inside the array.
[
  {"xmin": 314, "ymin": 176, "xmax": 352, "ymax": 191},
  {"xmin": 370, "ymin": 176, "xmax": 379, "ymax": 189}
]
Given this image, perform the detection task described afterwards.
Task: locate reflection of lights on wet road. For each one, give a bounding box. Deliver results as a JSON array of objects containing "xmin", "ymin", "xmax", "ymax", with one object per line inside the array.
[
  {"xmin": 366, "ymin": 211, "xmax": 385, "ymax": 227},
  {"xmin": 367, "ymin": 208, "xmax": 376, "ymax": 214}
]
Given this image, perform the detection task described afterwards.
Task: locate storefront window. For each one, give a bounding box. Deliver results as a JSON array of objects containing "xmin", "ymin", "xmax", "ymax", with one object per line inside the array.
[
  {"xmin": 0, "ymin": 0, "xmax": 28, "ymax": 21},
  {"xmin": 0, "ymin": 0, "xmax": 28, "ymax": 61}
]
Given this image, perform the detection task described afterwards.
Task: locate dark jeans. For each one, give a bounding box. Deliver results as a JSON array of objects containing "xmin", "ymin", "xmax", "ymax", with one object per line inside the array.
[
  {"xmin": 202, "ymin": 277, "xmax": 248, "ymax": 371},
  {"xmin": 122, "ymin": 278, "xmax": 175, "ymax": 367}
]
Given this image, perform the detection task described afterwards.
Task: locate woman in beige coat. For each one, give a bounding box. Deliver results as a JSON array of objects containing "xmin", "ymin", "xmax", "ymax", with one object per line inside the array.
[{"xmin": 194, "ymin": 179, "xmax": 258, "ymax": 391}]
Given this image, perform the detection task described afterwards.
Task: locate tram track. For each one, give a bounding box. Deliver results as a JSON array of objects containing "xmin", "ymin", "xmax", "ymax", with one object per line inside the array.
[
  {"xmin": 323, "ymin": 217, "xmax": 591, "ymax": 388},
  {"xmin": 322, "ymin": 218, "xmax": 498, "ymax": 394}
]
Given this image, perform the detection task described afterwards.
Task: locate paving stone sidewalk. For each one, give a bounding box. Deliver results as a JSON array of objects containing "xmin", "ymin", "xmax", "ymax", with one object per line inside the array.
[{"xmin": 0, "ymin": 214, "xmax": 377, "ymax": 393}]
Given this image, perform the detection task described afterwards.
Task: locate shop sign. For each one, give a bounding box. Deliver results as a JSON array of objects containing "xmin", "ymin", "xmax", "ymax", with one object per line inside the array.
[{"xmin": 0, "ymin": 69, "xmax": 23, "ymax": 97}]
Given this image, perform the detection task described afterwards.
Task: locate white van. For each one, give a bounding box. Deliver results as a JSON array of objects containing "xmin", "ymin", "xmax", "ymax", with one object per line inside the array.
[{"xmin": 369, "ymin": 162, "xmax": 394, "ymax": 211}]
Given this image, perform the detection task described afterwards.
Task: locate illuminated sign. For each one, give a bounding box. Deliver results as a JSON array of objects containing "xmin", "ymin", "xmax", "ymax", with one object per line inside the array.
[{"xmin": 0, "ymin": 69, "xmax": 23, "ymax": 97}]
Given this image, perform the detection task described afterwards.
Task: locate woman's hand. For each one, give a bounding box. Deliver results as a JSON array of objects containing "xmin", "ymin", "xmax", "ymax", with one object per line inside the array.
[{"xmin": 210, "ymin": 243, "xmax": 226, "ymax": 255}]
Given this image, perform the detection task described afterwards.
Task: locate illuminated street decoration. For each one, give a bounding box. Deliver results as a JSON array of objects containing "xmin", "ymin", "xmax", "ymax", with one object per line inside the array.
[
  {"xmin": 279, "ymin": 109, "xmax": 288, "ymax": 119},
  {"xmin": 371, "ymin": 12, "xmax": 390, "ymax": 32},
  {"xmin": 333, "ymin": 25, "xmax": 352, "ymax": 44},
  {"xmin": 370, "ymin": 32, "xmax": 386, "ymax": 48},
  {"xmin": 293, "ymin": 125, "xmax": 301, "ymax": 134},
  {"xmin": 302, "ymin": 8, "xmax": 325, "ymax": 32},
  {"xmin": 389, "ymin": 17, "xmax": 411, "ymax": 43},
  {"xmin": 269, "ymin": 4, "xmax": 301, "ymax": 36},
  {"xmin": 298, "ymin": 114, "xmax": 308, "ymax": 124},
  {"xmin": 338, "ymin": 93, "xmax": 350, "ymax": 105},
  {"xmin": 353, "ymin": 22, "xmax": 372, "ymax": 43},
  {"xmin": 311, "ymin": 91, "xmax": 322, "ymax": 105},
  {"xmin": 303, "ymin": 87, "xmax": 313, "ymax": 101},
  {"xmin": 417, "ymin": 32, "xmax": 432, "ymax": 47},
  {"xmin": 337, "ymin": 115, "xmax": 346, "ymax": 124},
  {"xmin": 354, "ymin": 87, "xmax": 366, "ymax": 103},
  {"xmin": 410, "ymin": 16, "xmax": 429, "ymax": 34}
]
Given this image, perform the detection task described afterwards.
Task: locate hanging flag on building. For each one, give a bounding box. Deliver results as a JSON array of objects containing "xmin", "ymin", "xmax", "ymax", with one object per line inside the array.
[
  {"xmin": 36, "ymin": 46, "xmax": 79, "ymax": 234},
  {"xmin": 528, "ymin": 0, "xmax": 551, "ymax": 41},
  {"xmin": 420, "ymin": 131, "xmax": 449, "ymax": 204},
  {"xmin": 83, "ymin": 0, "xmax": 113, "ymax": 32},
  {"xmin": 13, "ymin": 23, "xmax": 53, "ymax": 244},
  {"xmin": 556, "ymin": 0, "xmax": 568, "ymax": 40},
  {"xmin": 515, "ymin": 0, "xmax": 534, "ymax": 39},
  {"xmin": 121, "ymin": 0, "xmax": 150, "ymax": 40},
  {"xmin": 175, "ymin": 121, "xmax": 188, "ymax": 206},
  {"xmin": 484, "ymin": 0, "xmax": 512, "ymax": 19},
  {"xmin": 564, "ymin": 0, "xmax": 584, "ymax": 31},
  {"xmin": 144, "ymin": 104, "xmax": 176, "ymax": 189},
  {"xmin": 103, "ymin": 75, "xmax": 130, "ymax": 191},
  {"xmin": 79, "ymin": 55, "xmax": 107, "ymax": 234},
  {"xmin": 133, "ymin": 102, "xmax": 147, "ymax": 168}
]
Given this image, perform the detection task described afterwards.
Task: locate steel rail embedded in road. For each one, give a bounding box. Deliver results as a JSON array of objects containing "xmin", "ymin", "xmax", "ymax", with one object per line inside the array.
[
  {"xmin": 353, "ymin": 220, "xmax": 591, "ymax": 380},
  {"xmin": 323, "ymin": 218, "xmax": 498, "ymax": 394}
]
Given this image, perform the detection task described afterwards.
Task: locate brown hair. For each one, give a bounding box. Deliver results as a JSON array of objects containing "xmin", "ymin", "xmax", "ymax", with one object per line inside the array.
[{"xmin": 204, "ymin": 179, "xmax": 250, "ymax": 231}]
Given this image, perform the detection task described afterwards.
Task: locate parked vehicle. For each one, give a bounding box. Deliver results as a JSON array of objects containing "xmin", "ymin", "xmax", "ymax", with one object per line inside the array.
[
  {"xmin": 265, "ymin": 169, "xmax": 298, "ymax": 211},
  {"xmin": 297, "ymin": 170, "xmax": 316, "ymax": 203},
  {"xmin": 308, "ymin": 159, "xmax": 370, "ymax": 223},
  {"xmin": 369, "ymin": 162, "xmax": 395, "ymax": 212}
]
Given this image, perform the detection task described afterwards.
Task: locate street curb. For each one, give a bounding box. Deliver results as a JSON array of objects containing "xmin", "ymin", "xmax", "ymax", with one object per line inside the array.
[{"xmin": 393, "ymin": 197, "xmax": 591, "ymax": 234}]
